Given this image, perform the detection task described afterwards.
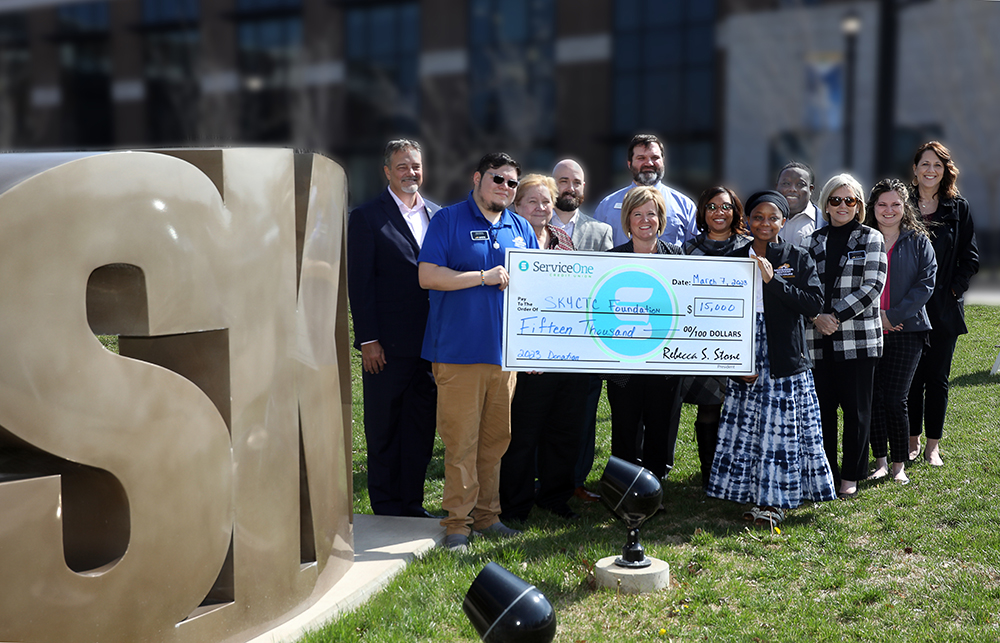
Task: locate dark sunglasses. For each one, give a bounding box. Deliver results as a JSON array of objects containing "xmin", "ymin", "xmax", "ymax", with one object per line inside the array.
[
  {"xmin": 827, "ymin": 195, "xmax": 859, "ymax": 207},
  {"xmin": 486, "ymin": 171, "xmax": 519, "ymax": 189}
]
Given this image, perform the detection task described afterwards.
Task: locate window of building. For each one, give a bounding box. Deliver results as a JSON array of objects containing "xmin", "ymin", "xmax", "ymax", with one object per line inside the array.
[
  {"xmin": 56, "ymin": 1, "xmax": 113, "ymax": 147},
  {"xmin": 237, "ymin": 0, "xmax": 301, "ymax": 10},
  {"xmin": 469, "ymin": 0, "xmax": 555, "ymax": 170},
  {"xmin": 612, "ymin": 0, "xmax": 717, "ymax": 192},
  {"xmin": 343, "ymin": 2, "xmax": 420, "ymax": 202},
  {"xmin": 57, "ymin": 2, "xmax": 110, "ymax": 32},
  {"xmin": 0, "ymin": 13, "xmax": 30, "ymax": 149},
  {"xmin": 236, "ymin": 0, "xmax": 302, "ymax": 142},
  {"xmin": 142, "ymin": 0, "xmax": 200, "ymax": 144},
  {"xmin": 143, "ymin": 0, "xmax": 198, "ymax": 24}
]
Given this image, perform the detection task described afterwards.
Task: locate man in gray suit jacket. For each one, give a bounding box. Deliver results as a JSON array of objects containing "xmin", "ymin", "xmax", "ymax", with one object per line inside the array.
[
  {"xmin": 549, "ymin": 159, "xmax": 613, "ymax": 501},
  {"xmin": 551, "ymin": 159, "xmax": 613, "ymax": 254}
]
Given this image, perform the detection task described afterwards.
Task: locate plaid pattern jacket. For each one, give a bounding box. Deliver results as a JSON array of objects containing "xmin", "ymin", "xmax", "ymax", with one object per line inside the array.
[{"xmin": 806, "ymin": 224, "xmax": 887, "ymax": 360}]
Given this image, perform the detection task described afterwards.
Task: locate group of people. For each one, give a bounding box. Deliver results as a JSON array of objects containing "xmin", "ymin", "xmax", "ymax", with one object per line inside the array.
[{"xmin": 347, "ymin": 134, "xmax": 978, "ymax": 551}]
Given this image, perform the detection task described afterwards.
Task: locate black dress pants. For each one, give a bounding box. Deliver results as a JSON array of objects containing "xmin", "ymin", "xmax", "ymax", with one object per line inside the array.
[
  {"xmin": 573, "ymin": 374, "xmax": 604, "ymax": 487},
  {"xmin": 908, "ymin": 329, "xmax": 957, "ymax": 441},
  {"xmin": 872, "ymin": 332, "xmax": 925, "ymax": 462},
  {"xmin": 500, "ymin": 372, "xmax": 589, "ymax": 521},
  {"xmin": 607, "ymin": 374, "xmax": 681, "ymax": 479},
  {"xmin": 814, "ymin": 356, "xmax": 876, "ymax": 484},
  {"xmin": 362, "ymin": 356, "xmax": 437, "ymax": 516}
]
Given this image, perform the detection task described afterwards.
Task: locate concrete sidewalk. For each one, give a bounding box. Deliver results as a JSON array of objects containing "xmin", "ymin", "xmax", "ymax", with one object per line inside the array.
[
  {"xmin": 248, "ymin": 514, "xmax": 446, "ymax": 643},
  {"xmin": 967, "ymin": 283, "xmax": 1000, "ymax": 306}
]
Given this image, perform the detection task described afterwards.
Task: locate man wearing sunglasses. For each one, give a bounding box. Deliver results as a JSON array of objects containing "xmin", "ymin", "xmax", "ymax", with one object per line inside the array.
[
  {"xmin": 593, "ymin": 133, "xmax": 698, "ymax": 248},
  {"xmin": 775, "ymin": 161, "xmax": 826, "ymax": 247},
  {"xmin": 418, "ymin": 152, "xmax": 538, "ymax": 552}
]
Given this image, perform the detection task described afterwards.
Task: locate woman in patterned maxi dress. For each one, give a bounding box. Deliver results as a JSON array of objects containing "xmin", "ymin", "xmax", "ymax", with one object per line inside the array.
[{"xmin": 707, "ymin": 191, "xmax": 837, "ymax": 525}]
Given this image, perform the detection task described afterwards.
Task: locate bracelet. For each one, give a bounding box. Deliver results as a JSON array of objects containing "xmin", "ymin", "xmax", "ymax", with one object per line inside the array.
[{"xmin": 481, "ymin": 270, "xmax": 485, "ymax": 286}]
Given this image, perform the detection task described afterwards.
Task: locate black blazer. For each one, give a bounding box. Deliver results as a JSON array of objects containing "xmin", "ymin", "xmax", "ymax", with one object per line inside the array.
[
  {"xmin": 609, "ymin": 239, "xmax": 682, "ymax": 256},
  {"xmin": 730, "ymin": 242, "xmax": 823, "ymax": 378},
  {"xmin": 910, "ymin": 194, "xmax": 979, "ymax": 335},
  {"xmin": 347, "ymin": 189, "xmax": 439, "ymax": 357}
]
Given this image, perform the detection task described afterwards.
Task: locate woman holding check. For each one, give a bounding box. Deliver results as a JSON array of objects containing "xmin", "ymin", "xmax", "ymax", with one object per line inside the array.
[
  {"xmin": 707, "ymin": 191, "xmax": 836, "ymax": 527},
  {"xmin": 605, "ymin": 186, "xmax": 682, "ymax": 481}
]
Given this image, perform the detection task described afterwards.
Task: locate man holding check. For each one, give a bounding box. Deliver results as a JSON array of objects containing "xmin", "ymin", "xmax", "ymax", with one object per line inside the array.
[{"xmin": 418, "ymin": 152, "xmax": 538, "ymax": 552}]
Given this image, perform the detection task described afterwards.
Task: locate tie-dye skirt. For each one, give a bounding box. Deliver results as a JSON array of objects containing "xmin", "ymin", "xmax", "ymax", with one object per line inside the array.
[{"xmin": 707, "ymin": 313, "xmax": 836, "ymax": 509}]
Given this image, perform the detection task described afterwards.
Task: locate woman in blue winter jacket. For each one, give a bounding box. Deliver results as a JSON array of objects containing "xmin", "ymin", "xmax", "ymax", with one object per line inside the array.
[{"xmin": 864, "ymin": 178, "xmax": 936, "ymax": 485}]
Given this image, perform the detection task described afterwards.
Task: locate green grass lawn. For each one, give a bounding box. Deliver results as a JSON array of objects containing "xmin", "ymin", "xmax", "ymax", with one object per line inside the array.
[{"xmin": 306, "ymin": 305, "xmax": 1000, "ymax": 642}]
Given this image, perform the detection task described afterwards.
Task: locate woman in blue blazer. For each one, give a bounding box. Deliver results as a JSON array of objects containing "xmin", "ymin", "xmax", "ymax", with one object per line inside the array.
[{"xmin": 863, "ymin": 178, "xmax": 936, "ymax": 485}]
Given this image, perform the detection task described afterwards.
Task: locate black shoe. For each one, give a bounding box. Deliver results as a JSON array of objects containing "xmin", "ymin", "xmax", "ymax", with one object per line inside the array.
[{"xmin": 542, "ymin": 504, "xmax": 580, "ymax": 520}]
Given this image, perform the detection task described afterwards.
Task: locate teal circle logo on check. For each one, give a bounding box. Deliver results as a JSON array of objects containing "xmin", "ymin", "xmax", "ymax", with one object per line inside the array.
[
  {"xmin": 518, "ymin": 260, "xmax": 529, "ymax": 271},
  {"xmin": 588, "ymin": 266, "xmax": 678, "ymax": 359}
]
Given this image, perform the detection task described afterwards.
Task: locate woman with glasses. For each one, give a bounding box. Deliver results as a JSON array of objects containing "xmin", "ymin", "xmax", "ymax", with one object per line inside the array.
[
  {"xmin": 680, "ymin": 187, "xmax": 750, "ymax": 489},
  {"xmin": 605, "ymin": 186, "xmax": 682, "ymax": 482},
  {"xmin": 807, "ymin": 174, "xmax": 887, "ymax": 499},
  {"xmin": 708, "ymin": 191, "xmax": 835, "ymax": 527},
  {"xmin": 863, "ymin": 179, "xmax": 936, "ymax": 485},
  {"xmin": 499, "ymin": 174, "xmax": 587, "ymax": 522},
  {"xmin": 906, "ymin": 141, "xmax": 979, "ymax": 466}
]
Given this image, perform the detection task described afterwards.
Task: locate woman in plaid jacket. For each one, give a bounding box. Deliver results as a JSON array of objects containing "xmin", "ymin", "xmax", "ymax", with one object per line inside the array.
[{"xmin": 807, "ymin": 174, "xmax": 887, "ymax": 499}]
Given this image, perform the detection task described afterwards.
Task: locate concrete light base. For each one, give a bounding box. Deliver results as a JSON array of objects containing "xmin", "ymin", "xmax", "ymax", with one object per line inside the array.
[{"xmin": 594, "ymin": 556, "xmax": 670, "ymax": 594}]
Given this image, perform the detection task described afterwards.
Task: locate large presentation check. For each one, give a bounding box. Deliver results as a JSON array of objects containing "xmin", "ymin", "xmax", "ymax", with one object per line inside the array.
[{"xmin": 502, "ymin": 249, "xmax": 757, "ymax": 376}]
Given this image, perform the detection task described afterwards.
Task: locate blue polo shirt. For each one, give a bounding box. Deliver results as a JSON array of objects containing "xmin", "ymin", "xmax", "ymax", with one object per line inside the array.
[{"xmin": 419, "ymin": 192, "xmax": 538, "ymax": 365}]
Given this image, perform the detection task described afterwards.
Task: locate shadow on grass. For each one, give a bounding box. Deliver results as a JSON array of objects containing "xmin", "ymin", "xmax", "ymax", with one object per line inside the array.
[{"xmin": 949, "ymin": 369, "xmax": 998, "ymax": 388}]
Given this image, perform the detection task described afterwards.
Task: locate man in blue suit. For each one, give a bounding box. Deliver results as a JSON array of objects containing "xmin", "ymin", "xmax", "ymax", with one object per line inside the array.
[{"xmin": 347, "ymin": 139, "xmax": 440, "ymax": 517}]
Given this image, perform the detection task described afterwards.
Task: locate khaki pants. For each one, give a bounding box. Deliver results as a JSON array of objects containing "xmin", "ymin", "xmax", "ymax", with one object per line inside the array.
[{"xmin": 432, "ymin": 363, "xmax": 517, "ymax": 536}]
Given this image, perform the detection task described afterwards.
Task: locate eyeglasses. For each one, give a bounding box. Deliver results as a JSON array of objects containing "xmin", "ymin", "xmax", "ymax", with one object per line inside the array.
[
  {"xmin": 827, "ymin": 195, "xmax": 859, "ymax": 207},
  {"xmin": 705, "ymin": 203, "xmax": 734, "ymax": 212},
  {"xmin": 486, "ymin": 171, "xmax": 519, "ymax": 190}
]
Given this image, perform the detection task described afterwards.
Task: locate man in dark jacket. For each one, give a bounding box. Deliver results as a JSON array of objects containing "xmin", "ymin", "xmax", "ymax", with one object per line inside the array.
[{"xmin": 347, "ymin": 139, "xmax": 439, "ymax": 517}]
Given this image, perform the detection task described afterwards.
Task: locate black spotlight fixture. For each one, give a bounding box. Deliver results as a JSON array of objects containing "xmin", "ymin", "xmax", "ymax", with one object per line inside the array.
[
  {"xmin": 599, "ymin": 456, "xmax": 663, "ymax": 568},
  {"xmin": 462, "ymin": 562, "xmax": 556, "ymax": 643}
]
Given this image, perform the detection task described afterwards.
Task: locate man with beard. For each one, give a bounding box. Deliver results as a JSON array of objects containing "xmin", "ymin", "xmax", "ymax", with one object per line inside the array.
[
  {"xmin": 418, "ymin": 152, "xmax": 538, "ymax": 552},
  {"xmin": 593, "ymin": 134, "xmax": 698, "ymax": 247},
  {"xmin": 347, "ymin": 139, "xmax": 440, "ymax": 517},
  {"xmin": 593, "ymin": 135, "xmax": 691, "ymax": 480},
  {"xmin": 775, "ymin": 161, "xmax": 826, "ymax": 246},
  {"xmin": 550, "ymin": 158, "xmax": 614, "ymax": 253},
  {"xmin": 549, "ymin": 158, "xmax": 612, "ymax": 503}
]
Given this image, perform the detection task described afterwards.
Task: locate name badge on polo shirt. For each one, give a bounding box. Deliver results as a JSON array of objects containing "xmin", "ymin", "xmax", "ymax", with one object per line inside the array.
[
  {"xmin": 470, "ymin": 230, "xmax": 489, "ymax": 241},
  {"xmin": 848, "ymin": 250, "xmax": 866, "ymax": 261}
]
